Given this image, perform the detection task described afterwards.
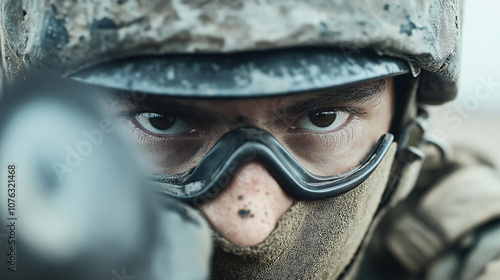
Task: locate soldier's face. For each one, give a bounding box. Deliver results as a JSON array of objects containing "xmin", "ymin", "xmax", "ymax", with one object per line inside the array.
[{"xmin": 110, "ymin": 78, "xmax": 394, "ymax": 246}]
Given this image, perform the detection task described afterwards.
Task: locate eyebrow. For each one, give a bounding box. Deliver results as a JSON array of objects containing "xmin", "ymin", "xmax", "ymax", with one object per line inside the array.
[
  {"xmin": 108, "ymin": 93, "xmax": 220, "ymax": 121},
  {"xmin": 111, "ymin": 79, "xmax": 386, "ymax": 119},
  {"xmin": 281, "ymin": 79, "xmax": 387, "ymax": 117}
]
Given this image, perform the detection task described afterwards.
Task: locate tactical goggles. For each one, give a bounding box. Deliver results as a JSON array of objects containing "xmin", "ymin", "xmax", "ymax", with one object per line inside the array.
[{"xmin": 149, "ymin": 127, "xmax": 393, "ymax": 205}]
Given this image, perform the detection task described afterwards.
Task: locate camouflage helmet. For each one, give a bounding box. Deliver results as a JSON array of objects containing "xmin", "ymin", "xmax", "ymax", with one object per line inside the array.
[{"xmin": 0, "ymin": 0, "xmax": 460, "ymax": 104}]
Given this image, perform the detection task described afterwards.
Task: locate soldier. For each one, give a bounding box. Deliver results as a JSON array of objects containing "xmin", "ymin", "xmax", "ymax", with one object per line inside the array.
[{"xmin": 1, "ymin": 1, "xmax": 500, "ymax": 279}]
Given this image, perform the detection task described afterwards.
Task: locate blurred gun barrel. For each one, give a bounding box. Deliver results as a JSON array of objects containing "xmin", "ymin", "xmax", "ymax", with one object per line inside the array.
[{"xmin": 0, "ymin": 74, "xmax": 212, "ymax": 280}]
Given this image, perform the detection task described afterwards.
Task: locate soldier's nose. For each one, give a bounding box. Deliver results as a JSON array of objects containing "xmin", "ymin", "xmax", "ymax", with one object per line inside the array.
[{"xmin": 198, "ymin": 161, "xmax": 294, "ymax": 246}]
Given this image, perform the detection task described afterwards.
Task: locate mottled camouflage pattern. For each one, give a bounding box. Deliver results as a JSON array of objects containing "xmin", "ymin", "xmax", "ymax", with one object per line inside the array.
[{"xmin": 0, "ymin": 0, "xmax": 460, "ymax": 104}]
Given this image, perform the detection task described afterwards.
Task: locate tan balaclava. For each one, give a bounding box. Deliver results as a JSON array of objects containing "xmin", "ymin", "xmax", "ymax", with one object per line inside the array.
[{"xmin": 211, "ymin": 144, "xmax": 397, "ymax": 279}]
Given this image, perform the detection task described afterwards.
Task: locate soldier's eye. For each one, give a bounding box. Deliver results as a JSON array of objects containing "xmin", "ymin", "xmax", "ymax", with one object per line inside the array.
[
  {"xmin": 293, "ymin": 110, "xmax": 351, "ymax": 132},
  {"xmin": 134, "ymin": 112, "xmax": 193, "ymax": 136}
]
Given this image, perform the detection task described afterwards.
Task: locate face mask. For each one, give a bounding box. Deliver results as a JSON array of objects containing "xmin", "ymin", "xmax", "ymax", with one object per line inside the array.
[{"xmin": 209, "ymin": 143, "xmax": 397, "ymax": 279}]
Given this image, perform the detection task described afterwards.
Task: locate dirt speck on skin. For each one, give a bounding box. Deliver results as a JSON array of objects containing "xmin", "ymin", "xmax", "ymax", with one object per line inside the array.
[{"xmin": 238, "ymin": 209, "xmax": 251, "ymax": 218}]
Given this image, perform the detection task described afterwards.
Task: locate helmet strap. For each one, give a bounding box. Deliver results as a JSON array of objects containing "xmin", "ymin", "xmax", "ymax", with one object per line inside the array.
[{"xmin": 379, "ymin": 75, "xmax": 425, "ymax": 211}]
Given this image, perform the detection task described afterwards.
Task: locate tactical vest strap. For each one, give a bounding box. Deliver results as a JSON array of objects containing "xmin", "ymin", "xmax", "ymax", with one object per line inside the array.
[{"xmin": 386, "ymin": 164, "xmax": 500, "ymax": 276}]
